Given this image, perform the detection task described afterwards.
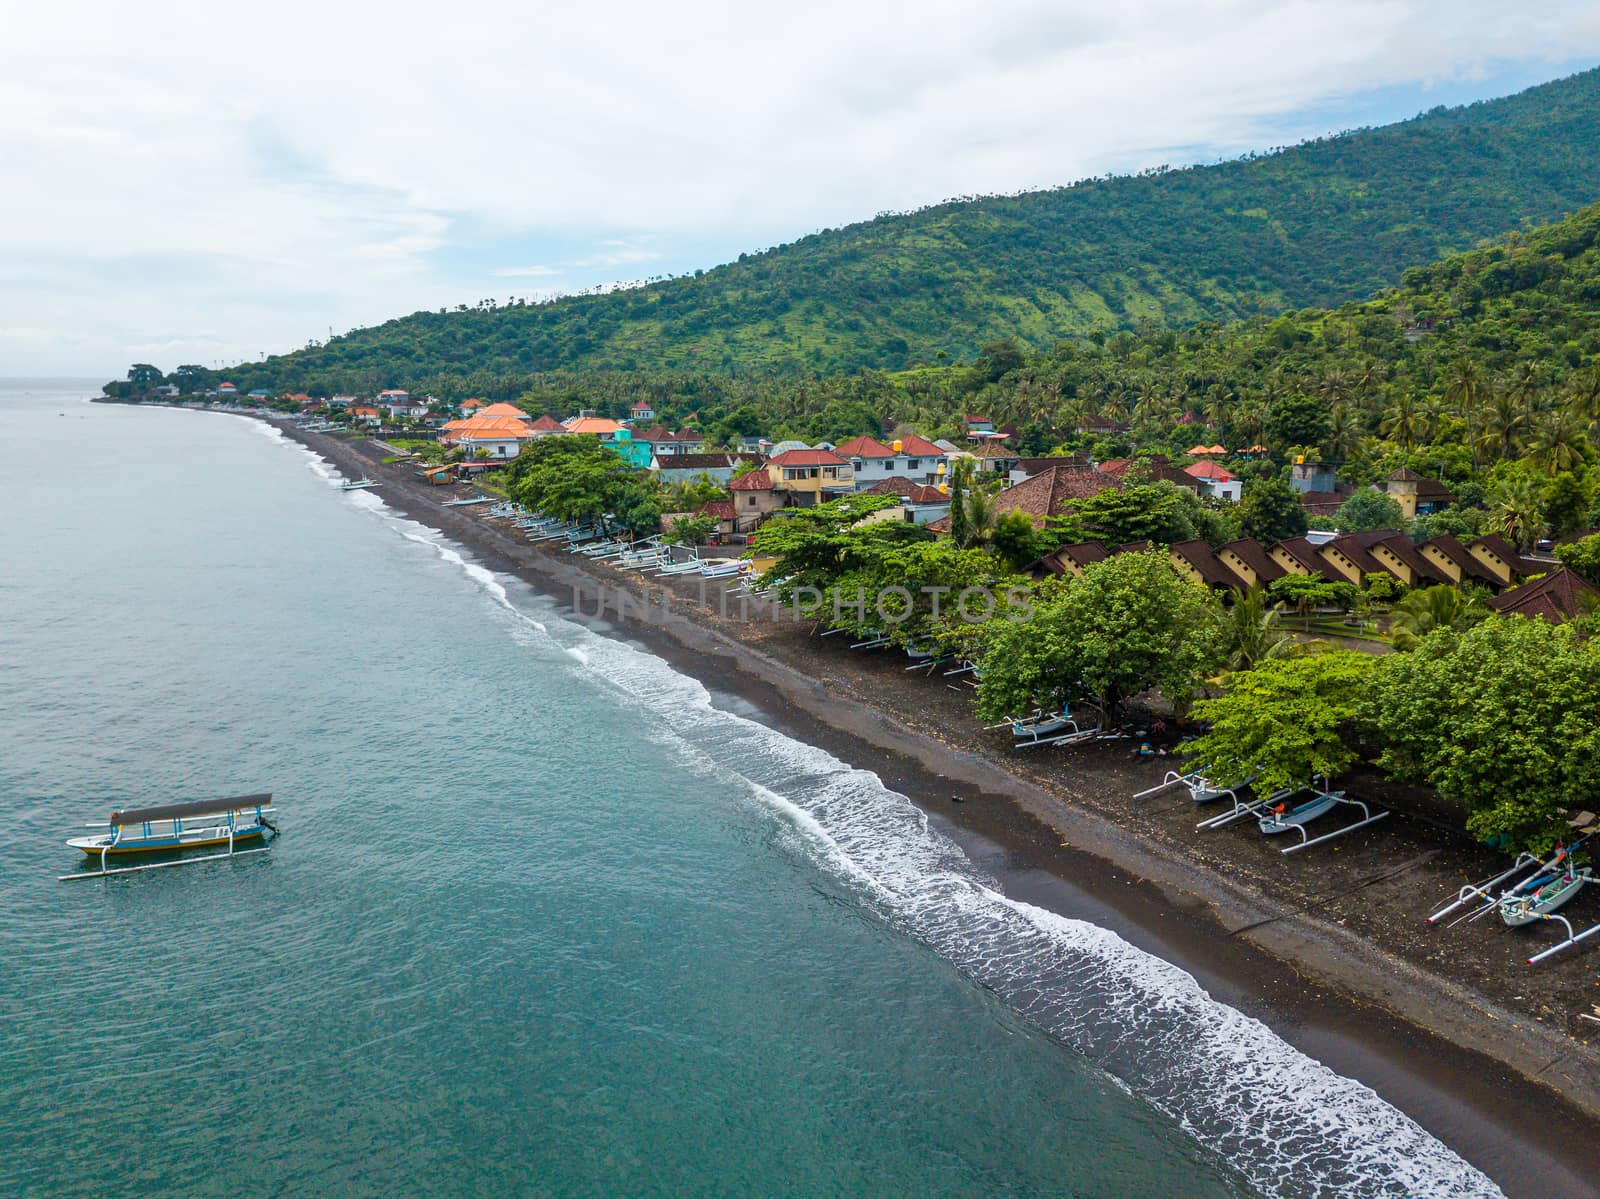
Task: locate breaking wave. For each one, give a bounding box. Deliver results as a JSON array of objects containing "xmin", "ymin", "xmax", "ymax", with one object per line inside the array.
[{"xmin": 332, "ymin": 475, "xmax": 1500, "ymax": 1199}]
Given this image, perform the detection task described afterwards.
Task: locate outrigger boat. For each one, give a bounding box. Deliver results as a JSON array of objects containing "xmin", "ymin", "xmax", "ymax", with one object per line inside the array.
[
  {"xmin": 1499, "ymin": 865, "xmax": 1592, "ymax": 928},
  {"xmin": 986, "ymin": 707, "xmax": 1103, "ymax": 749},
  {"xmin": 1135, "ymin": 769, "xmax": 1244, "ymax": 805},
  {"xmin": 1427, "ymin": 832, "xmax": 1596, "ymax": 927},
  {"xmin": 62, "ymin": 794, "xmax": 279, "ymax": 881},
  {"xmin": 340, "ymin": 478, "xmax": 379, "ymax": 491}
]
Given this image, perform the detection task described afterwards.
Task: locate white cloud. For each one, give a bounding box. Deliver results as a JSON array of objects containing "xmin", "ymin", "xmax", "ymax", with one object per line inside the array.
[{"xmin": 1, "ymin": 0, "xmax": 1598, "ymax": 373}]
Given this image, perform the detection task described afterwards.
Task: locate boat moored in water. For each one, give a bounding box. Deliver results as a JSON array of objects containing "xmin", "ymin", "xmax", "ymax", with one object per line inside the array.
[{"xmin": 62, "ymin": 794, "xmax": 279, "ymax": 881}]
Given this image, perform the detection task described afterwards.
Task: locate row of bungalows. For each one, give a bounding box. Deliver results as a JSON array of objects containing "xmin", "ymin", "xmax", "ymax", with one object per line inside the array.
[{"xmin": 1039, "ymin": 529, "xmax": 1597, "ymax": 622}]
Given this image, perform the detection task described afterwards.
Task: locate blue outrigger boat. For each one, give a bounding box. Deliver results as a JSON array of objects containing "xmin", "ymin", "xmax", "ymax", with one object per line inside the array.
[{"xmin": 62, "ymin": 794, "xmax": 279, "ymax": 881}]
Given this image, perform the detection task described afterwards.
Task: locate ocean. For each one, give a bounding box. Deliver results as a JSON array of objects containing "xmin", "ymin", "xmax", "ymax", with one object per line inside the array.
[{"xmin": 0, "ymin": 382, "xmax": 1499, "ymax": 1198}]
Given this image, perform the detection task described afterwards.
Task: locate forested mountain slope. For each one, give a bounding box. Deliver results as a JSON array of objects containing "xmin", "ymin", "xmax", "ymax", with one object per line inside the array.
[{"xmin": 224, "ymin": 68, "xmax": 1600, "ymax": 390}]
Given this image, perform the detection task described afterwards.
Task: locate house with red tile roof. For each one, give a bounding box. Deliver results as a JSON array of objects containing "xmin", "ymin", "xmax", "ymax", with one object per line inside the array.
[
  {"xmin": 1182, "ymin": 459, "xmax": 1242, "ymax": 502},
  {"xmin": 763, "ymin": 449, "xmax": 854, "ymax": 505}
]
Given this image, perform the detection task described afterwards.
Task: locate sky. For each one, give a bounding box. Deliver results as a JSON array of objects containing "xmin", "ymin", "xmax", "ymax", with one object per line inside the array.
[{"xmin": 3, "ymin": 1, "xmax": 1599, "ymax": 377}]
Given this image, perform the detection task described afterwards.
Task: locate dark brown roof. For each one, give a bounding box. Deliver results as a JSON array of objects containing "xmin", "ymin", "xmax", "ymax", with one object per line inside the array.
[
  {"xmin": 1323, "ymin": 535, "xmax": 1389, "ymax": 578},
  {"xmin": 1420, "ymin": 534, "xmax": 1502, "ymax": 584},
  {"xmin": 656, "ymin": 453, "xmax": 761, "ymax": 471},
  {"xmin": 864, "ymin": 476, "xmax": 946, "ymax": 503},
  {"xmin": 1489, "ymin": 568, "xmax": 1600, "ymax": 623},
  {"xmin": 1362, "ymin": 532, "xmax": 1451, "ymax": 585},
  {"xmin": 968, "ymin": 441, "xmax": 1019, "ymax": 460},
  {"xmin": 1471, "ymin": 534, "xmax": 1536, "ymax": 577},
  {"xmin": 1274, "ymin": 537, "xmax": 1343, "ymax": 581},
  {"xmin": 994, "ymin": 465, "xmax": 1118, "ymax": 523},
  {"xmin": 111, "ymin": 793, "xmax": 273, "ymax": 826},
  {"xmin": 1298, "ymin": 487, "xmax": 1354, "ymax": 515},
  {"xmin": 1170, "ymin": 540, "xmax": 1249, "ymax": 589},
  {"xmin": 1034, "ymin": 541, "xmax": 1110, "ymax": 575},
  {"xmin": 696, "ymin": 500, "xmax": 738, "ymax": 521},
  {"xmin": 1116, "ymin": 540, "xmax": 1153, "ymax": 554},
  {"xmin": 1383, "ymin": 467, "xmax": 1455, "ymax": 502},
  {"xmin": 1217, "ymin": 538, "xmax": 1285, "ymax": 584},
  {"xmin": 1098, "ymin": 457, "xmax": 1205, "ymax": 492},
  {"xmin": 1015, "ymin": 455, "xmax": 1089, "ymax": 477}
]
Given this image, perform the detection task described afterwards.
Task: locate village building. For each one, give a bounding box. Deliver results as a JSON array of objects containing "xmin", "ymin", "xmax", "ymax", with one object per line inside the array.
[
  {"xmin": 350, "ymin": 405, "xmax": 383, "ymax": 426},
  {"xmin": 763, "ymin": 448, "xmax": 855, "ymax": 505},
  {"xmin": 563, "ymin": 415, "xmax": 624, "ymax": 441},
  {"xmin": 1488, "ymin": 568, "xmax": 1600, "ymax": 623},
  {"xmin": 1183, "ymin": 459, "xmax": 1243, "ymax": 502},
  {"xmin": 440, "ymin": 415, "xmax": 536, "ymax": 458},
  {"xmin": 629, "ymin": 399, "xmax": 655, "ymax": 421},
  {"xmin": 729, "ymin": 468, "xmax": 786, "ymax": 527},
  {"xmin": 381, "ymin": 393, "xmax": 429, "ymax": 419},
  {"xmin": 523, "ymin": 414, "xmax": 565, "ymax": 438},
  {"xmin": 861, "ymin": 476, "xmax": 953, "ymax": 525},
  {"xmin": 1378, "ymin": 468, "xmax": 1455, "ymax": 520},
  {"xmin": 652, "ymin": 453, "xmax": 762, "ymax": 487}
]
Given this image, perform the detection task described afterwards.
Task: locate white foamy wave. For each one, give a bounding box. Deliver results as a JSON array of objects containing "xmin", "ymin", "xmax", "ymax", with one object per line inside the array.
[
  {"xmin": 541, "ymin": 614, "xmax": 1500, "ymax": 1199},
  {"xmin": 273, "ymin": 459, "xmax": 1497, "ymax": 1198}
]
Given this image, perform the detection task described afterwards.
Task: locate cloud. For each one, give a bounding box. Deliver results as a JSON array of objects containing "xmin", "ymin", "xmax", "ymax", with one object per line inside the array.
[
  {"xmin": 2, "ymin": 0, "xmax": 1598, "ymax": 372},
  {"xmin": 492, "ymin": 265, "xmax": 562, "ymax": 278}
]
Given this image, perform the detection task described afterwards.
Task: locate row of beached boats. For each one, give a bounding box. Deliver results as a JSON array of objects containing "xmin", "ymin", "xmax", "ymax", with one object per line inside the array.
[
  {"xmin": 485, "ymin": 502, "xmax": 752, "ymax": 581},
  {"xmin": 1137, "ymin": 770, "xmax": 1390, "ymax": 855},
  {"xmin": 1140, "ymin": 768, "xmax": 1600, "ymax": 963}
]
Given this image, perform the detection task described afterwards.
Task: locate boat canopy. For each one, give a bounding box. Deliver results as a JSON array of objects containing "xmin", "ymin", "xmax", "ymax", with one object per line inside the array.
[{"xmin": 109, "ymin": 794, "xmax": 273, "ymax": 826}]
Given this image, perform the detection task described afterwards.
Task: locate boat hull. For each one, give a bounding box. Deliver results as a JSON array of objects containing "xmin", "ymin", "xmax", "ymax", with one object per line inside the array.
[
  {"xmin": 1259, "ymin": 793, "xmax": 1340, "ymax": 835},
  {"xmin": 1501, "ymin": 872, "xmax": 1588, "ymax": 927},
  {"xmin": 70, "ymin": 827, "xmax": 266, "ymax": 857}
]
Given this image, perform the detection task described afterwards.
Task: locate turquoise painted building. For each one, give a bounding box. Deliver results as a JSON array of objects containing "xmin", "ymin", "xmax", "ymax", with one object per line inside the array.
[{"xmin": 609, "ymin": 428, "xmax": 656, "ymax": 469}]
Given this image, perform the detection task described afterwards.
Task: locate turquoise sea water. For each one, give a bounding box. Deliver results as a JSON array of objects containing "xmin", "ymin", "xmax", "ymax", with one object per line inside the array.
[{"xmin": 0, "ymin": 384, "xmax": 1497, "ymax": 1198}]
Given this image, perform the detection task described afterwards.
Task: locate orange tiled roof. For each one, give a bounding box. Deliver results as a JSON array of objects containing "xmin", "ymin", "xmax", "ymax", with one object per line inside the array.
[{"xmin": 565, "ymin": 417, "xmax": 623, "ymax": 435}]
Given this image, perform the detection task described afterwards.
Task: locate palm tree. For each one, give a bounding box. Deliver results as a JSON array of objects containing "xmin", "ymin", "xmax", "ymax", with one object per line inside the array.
[
  {"xmin": 1381, "ymin": 393, "xmax": 1425, "ymax": 450},
  {"xmin": 1477, "ymin": 390, "xmax": 1533, "ymax": 462},
  {"xmin": 1504, "ymin": 362, "xmax": 1541, "ymax": 408},
  {"xmin": 957, "ymin": 486, "xmax": 998, "ymax": 548},
  {"xmin": 1443, "ymin": 357, "xmax": 1484, "ymax": 421},
  {"xmin": 1388, "ymin": 585, "xmax": 1489, "ymax": 650},
  {"xmin": 1219, "ymin": 587, "xmax": 1291, "ymax": 672},
  {"xmin": 1566, "ymin": 367, "xmax": 1600, "ymax": 433},
  {"xmin": 1530, "ymin": 410, "xmax": 1588, "ymax": 474},
  {"xmin": 1350, "ymin": 360, "xmax": 1388, "ymax": 414},
  {"xmin": 1325, "ymin": 404, "xmax": 1368, "ymax": 465},
  {"xmin": 1489, "ymin": 474, "xmax": 1545, "ymax": 551}
]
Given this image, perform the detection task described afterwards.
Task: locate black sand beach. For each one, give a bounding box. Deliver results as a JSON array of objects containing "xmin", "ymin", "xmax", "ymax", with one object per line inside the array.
[{"xmin": 241, "ymin": 413, "xmax": 1600, "ymax": 1197}]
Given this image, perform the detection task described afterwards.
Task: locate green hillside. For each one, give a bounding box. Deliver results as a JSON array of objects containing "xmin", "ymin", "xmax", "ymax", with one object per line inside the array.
[{"xmin": 209, "ymin": 68, "xmax": 1600, "ymax": 392}]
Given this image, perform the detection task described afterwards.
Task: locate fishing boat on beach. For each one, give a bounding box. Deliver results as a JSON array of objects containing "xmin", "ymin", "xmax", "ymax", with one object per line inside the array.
[
  {"xmin": 62, "ymin": 794, "xmax": 279, "ymax": 881},
  {"xmin": 340, "ymin": 478, "xmax": 379, "ymax": 491},
  {"xmin": 1499, "ymin": 865, "xmax": 1592, "ymax": 927}
]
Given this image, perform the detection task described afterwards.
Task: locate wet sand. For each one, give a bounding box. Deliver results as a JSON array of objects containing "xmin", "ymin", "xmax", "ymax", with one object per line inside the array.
[{"xmin": 232, "ymin": 414, "xmax": 1600, "ymax": 1196}]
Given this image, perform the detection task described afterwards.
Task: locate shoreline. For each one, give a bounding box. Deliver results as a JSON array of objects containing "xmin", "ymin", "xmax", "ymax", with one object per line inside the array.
[{"xmin": 176, "ymin": 407, "xmax": 1600, "ymax": 1196}]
